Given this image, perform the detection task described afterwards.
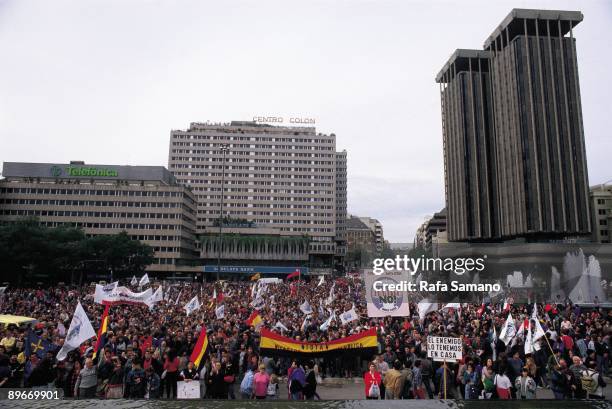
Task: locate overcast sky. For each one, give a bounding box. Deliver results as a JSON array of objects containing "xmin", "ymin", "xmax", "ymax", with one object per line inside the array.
[{"xmin": 1, "ymin": 0, "xmax": 610, "ymax": 242}]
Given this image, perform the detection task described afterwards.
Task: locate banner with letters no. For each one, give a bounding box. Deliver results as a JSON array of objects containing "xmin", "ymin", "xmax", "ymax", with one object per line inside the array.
[{"xmin": 364, "ymin": 269, "xmax": 412, "ymax": 317}]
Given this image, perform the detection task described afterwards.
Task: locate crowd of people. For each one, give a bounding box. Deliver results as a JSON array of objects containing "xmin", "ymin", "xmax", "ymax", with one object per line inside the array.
[{"xmin": 0, "ymin": 276, "xmax": 610, "ymax": 400}]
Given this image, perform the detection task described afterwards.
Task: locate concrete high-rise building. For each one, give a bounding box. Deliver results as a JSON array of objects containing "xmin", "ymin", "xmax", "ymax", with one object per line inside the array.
[
  {"xmin": 0, "ymin": 161, "xmax": 199, "ymax": 275},
  {"xmin": 167, "ymin": 121, "xmax": 346, "ymax": 275},
  {"xmin": 437, "ymin": 9, "xmax": 591, "ymax": 242},
  {"xmin": 590, "ymin": 183, "xmax": 612, "ymax": 243},
  {"xmin": 436, "ymin": 50, "xmax": 499, "ymax": 241},
  {"xmin": 335, "ymin": 150, "xmax": 348, "ymax": 263}
]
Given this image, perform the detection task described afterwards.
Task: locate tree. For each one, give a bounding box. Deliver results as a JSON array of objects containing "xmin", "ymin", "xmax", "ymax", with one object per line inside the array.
[{"xmin": 0, "ymin": 219, "xmax": 154, "ymax": 285}]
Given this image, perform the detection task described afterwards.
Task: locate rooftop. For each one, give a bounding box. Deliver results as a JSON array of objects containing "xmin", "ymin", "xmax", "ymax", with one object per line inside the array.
[
  {"xmin": 483, "ymin": 8, "xmax": 583, "ymax": 50},
  {"xmin": 435, "ymin": 49, "xmax": 493, "ymax": 83}
]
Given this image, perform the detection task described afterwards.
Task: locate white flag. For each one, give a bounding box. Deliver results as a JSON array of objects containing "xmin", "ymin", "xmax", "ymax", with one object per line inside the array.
[
  {"xmin": 0, "ymin": 286, "xmax": 7, "ymax": 296},
  {"xmin": 300, "ymin": 300, "xmax": 313, "ymax": 315},
  {"xmin": 184, "ymin": 296, "xmax": 201, "ymax": 316},
  {"xmin": 491, "ymin": 325, "xmax": 498, "ymax": 361},
  {"xmin": 174, "ymin": 290, "xmax": 183, "ymax": 305},
  {"xmin": 530, "ymin": 304, "xmax": 546, "ymax": 342},
  {"xmin": 441, "ymin": 303, "xmax": 461, "ymax": 310},
  {"xmin": 215, "ymin": 304, "xmax": 225, "ymax": 319},
  {"xmin": 317, "ymin": 276, "xmax": 325, "ymax": 287},
  {"xmin": 417, "ymin": 299, "xmax": 438, "ymax": 321},
  {"xmin": 301, "ymin": 315, "xmax": 311, "ymax": 332},
  {"xmin": 274, "ymin": 321, "xmax": 289, "ymax": 332},
  {"xmin": 56, "ymin": 302, "xmax": 96, "ymax": 361},
  {"xmin": 524, "ymin": 323, "xmax": 541, "ymax": 354},
  {"xmin": 340, "ymin": 307, "xmax": 358, "ymax": 325},
  {"xmin": 130, "ymin": 276, "xmax": 138, "ymax": 286},
  {"xmin": 139, "ymin": 273, "xmax": 150, "ymax": 287},
  {"xmin": 325, "ymin": 283, "xmax": 335, "ymax": 306},
  {"xmin": 250, "ymin": 296, "xmax": 265, "ymax": 310},
  {"xmin": 499, "ymin": 313, "xmax": 516, "ymax": 345},
  {"xmin": 149, "ymin": 286, "xmax": 163, "ymax": 304},
  {"xmin": 318, "ymin": 299, "xmax": 325, "ymax": 316},
  {"xmin": 57, "ymin": 322, "xmax": 66, "ymax": 337},
  {"xmin": 320, "ymin": 311, "xmax": 335, "ymax": 331}
]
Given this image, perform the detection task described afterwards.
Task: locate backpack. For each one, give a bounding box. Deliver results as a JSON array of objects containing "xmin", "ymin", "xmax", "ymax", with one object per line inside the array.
[
  {"xmin": 483, "ymin": 377, "xmax": 495, "ymax": 393},
  {"xmin": 240, "ymin": 371, "xmax": 254, "ymax": 394},
  {"xmin": 581, "ymin": 370, "xmax": 598, "ymax": 395}
]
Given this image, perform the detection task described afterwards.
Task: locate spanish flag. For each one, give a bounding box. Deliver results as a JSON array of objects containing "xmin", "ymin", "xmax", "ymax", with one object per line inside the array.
[
  {"xmin": 245, "ymin": 310, "xmax": 263, "ymax": 329},
  {"xmin": 93, "ymin": 304, "xmax": 110, "ymax": 359},
  {"xmin": 250, "ymin": 273, "xmax": 261, "ymax": 281},
  {"xmin": 190, "ymin": 326, "xmax": 209, "ymax": 369},
  {"xmin": 259, "ymin": 327, "xmax": 378, "ymax": 358}
]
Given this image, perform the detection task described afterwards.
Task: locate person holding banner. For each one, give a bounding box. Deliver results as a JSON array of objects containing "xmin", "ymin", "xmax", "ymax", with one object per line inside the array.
[{"xmin": 363, "ymin": 361, "xmax": 381, "ymax": 399}]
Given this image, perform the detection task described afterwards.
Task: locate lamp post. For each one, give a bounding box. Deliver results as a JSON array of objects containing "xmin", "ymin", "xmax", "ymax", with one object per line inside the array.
[{"xmin": 216, "ymin": 143, "xmax": 230, "ymax": 282}]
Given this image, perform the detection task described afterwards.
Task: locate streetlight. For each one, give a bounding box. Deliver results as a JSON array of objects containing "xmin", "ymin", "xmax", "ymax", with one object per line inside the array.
[{"xmin": 216, "ymin": 143, "xmax": 230, "ymax": 282}]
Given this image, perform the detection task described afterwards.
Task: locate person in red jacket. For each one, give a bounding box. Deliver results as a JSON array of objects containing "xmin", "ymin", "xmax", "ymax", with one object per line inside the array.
[{"xmin": 363, "ymin": 362, "xmax": 382, "ymax": 399}]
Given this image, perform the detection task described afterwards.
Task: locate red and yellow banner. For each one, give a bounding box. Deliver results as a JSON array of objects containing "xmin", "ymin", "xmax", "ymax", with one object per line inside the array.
[
  {"xmin": 190, "ymin": 326, "xmax": 209, "ymax": 368},
  {"xmin": 259, "ymin": 327, "xmax": 378, "ymax": 357}
]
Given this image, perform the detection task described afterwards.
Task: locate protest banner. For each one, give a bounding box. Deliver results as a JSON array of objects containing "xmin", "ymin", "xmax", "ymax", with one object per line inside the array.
[
  {"xmin": 177, "ymin": 381, "xmax": 200, "ymax": 399},
  {"xmin": 260, "ymin": 327, "xmax": 377, "ymax": 358}
]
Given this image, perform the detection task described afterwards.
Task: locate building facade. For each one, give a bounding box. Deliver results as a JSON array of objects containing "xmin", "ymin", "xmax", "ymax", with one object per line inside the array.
[
  {"xmin": 167, "ymin": 121, "xmax": 346, "ymax": 275},
  {"xmin": 358, "ymin": 216, "xmax": 384, "ymax": 255},
  {"xmin": 0, "ymin": 161, "xmax": 198, "ymax": 274},
  {"xmin": 436, "ymin": 9, "xmax": 591, "ymax": 242},
  {"xmin": 591, "ymin": 184, "xmax": 612, "ymax": 243},
  {"xmin": 345, "ymin": 216, "xmax": 377, "ymax": 260}
]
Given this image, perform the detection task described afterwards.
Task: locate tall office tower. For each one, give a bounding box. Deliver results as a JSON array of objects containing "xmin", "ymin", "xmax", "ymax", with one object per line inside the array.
[
  {"xmin": 168, "ymin": 121, "xmax": 346, "ymax": 274},
  {"xmin": 437, "ymin": 9, "xmax": 591, "ymax": 242},
  {"xmin": 334, "ymin": 150, "xmax": 348, "ymax": 265},
  {"xmin": 485, "ymin": 9, "xmax": 590, "ymax": 240},
  {"xmin": 436, "ymin": 50, "xmax": 499, "ymax": 241}
]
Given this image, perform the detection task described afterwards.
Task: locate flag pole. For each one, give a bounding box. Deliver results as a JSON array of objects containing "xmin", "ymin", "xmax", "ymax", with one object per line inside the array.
[
  {"xmin": 443, "ymin": 359, "xmax": 447, "ymax": 399},
  {"xmin": 543, "ymin": 333, "xmax": 560, "ymax": 366}
]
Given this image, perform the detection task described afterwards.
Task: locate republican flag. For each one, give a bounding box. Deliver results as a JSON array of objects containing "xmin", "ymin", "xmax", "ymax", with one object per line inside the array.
[
  {"xmin": 245, "ymin": 311, "xmax": 263, "ymax": 330},
  {"xmin": 93, "ymin": 304, "xmax": 110, "ymax": 359},
  {"xmin": 189, "ymin": 326, "xmax": 209, "ymax": 369},
  {"xmin": 56, "ymin": 302, "xmax": 96, "ymax": 361},
  {"xmin": 286, "ymin": 270, "xmax": 300, "ymax": 280}
]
